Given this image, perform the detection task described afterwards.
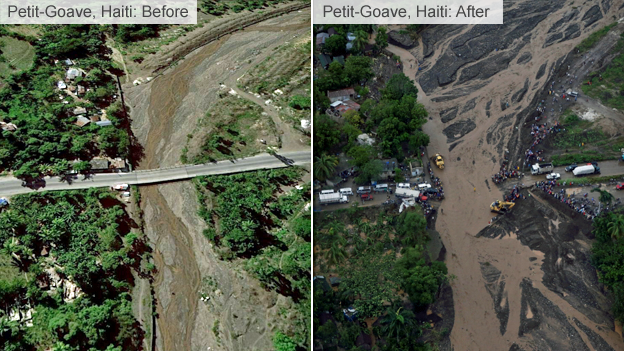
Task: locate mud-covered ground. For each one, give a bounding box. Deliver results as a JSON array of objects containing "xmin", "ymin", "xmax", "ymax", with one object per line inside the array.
[
  {"xmin": 382, "ymin": 1, "xmax": 624, "ymax": 350},
  {"xmin": 124, "ymin": 8, "xmax": 311, "ymax": 351}
]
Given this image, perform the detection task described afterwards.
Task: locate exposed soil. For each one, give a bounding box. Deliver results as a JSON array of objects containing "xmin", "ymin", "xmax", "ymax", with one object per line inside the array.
[
  {"xmin": 383, "ymin": 2, "xmax": 624, "ymax": 350},
  {"xmin": 124, "ymin": 7, "xmax": 311, "ymax": 351}
]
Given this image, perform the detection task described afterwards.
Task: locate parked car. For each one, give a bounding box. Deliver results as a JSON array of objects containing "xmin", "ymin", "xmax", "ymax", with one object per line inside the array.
[
  {"xmin": 546, "ymin": 173, "xmax": 561, "ymax": 180},
  {"xmin": 565, "ymin": 164, "xmax": 577, "ymax": 172},
  {"xmin": 616, "ymin": 183, "xmax": 624, "ymax": 190},
  {"xmin": 111, "ymin": 183, "xmax": 129, "ymax": 191},
  {"xmin": 361, "ymin": 193, "xmax": 374, "ymax": 201}
]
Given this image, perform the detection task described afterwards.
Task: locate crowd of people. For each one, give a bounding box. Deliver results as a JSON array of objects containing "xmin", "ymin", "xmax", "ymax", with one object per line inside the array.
[{"xmin": 535, "ymin": 180, "xmax": 622, "ymax": 221}]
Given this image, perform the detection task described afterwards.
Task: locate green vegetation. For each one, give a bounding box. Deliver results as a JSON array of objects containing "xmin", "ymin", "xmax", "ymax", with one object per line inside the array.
[
  {"xmin": 0, "ymin": 36, "xmax": 35, "ymax": 79},
  {"xmin": 0, "ymin": 25, "xmax": 130, "ymax": 178},
  {"xmin": 591, "ymin": 212, "xmax": 624, "ymax": 323},
  {"xmin": 181, "ymin": 95, "xmax": 278, "ymax": 163},
  {"xmin": 200, "ymin": 0, "xmax": 302, "ymax": 15},
  {"xmin": 194, "ymin": 168, "xmax": 310, "ymax": 347},
  {"xmin": 576, "ymin": 22, "xmax": 617, "ymax": 53},
  {"xmin": 314, "ymin": 209, "xmax": 448, "ymax": 351},
  {"xmin": 0, "ymin": 189, "xmax": 149, "ymax": 351},
  {"xmin": 550, "ymin": 113, "xmax": 624, "ymax": 165},
  {"xmin": 581, "ymin": 33, "xmax": 624, "ymax": 110}
]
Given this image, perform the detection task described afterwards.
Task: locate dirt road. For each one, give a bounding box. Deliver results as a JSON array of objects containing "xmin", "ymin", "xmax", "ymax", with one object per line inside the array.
[{"xmin": 383, "ymin": 3, "xmax": 624, "ymax": 350}]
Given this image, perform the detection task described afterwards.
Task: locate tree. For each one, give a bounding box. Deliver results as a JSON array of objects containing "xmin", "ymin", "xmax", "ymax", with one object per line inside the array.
[
  {"xmin": 314, "ymin": 115, "xmax": 341, "ymax": 154},
  {"xmin": 376, "ymin": 26, "xmax": 389, "ymax": 49},
  {"xmin": 326, "ymin": 241, "xmax": 347, "ymax": 266},
  {"xmin": 355, "ymin": 160, "xmax": 383, "ymax": 184},
  {"xmin": 382, "ymin": 73, "xmax": 419, "ymax": 100},
  {"xmin": 72, "ymin": 161, "xmax": 92, "ymax": 174},
  {"xmin": 343, "ymin": 110, "xmax": 363, "ymax": 127},
  {"xmin": 409, "ymin": 131, "xmax": 430, "ymax": 151},
  {"xmin": 396, "ymin": 248, "xmax": 448, "ymax": 307},
  {"xmin": 344, "ymin": 56, "xmax": 373, "ymax": 85},
  {"xmin": 323, "ymin": 35, "xmax": 347, "ymax": 56},
  {"xmin": 396, "ymin": 210, "xmax": 428, "ymax": 247},
  {"xmin": 314, "ymin": 154, "xmax": 339, "ymax": 182},
  {"xmin": 352, "ymin": 30, "xmax": 369, "ymax": 53},
  {"xmin": 381, "ymin": 306, "xmax": 417, "ymax": 342},
  {"xmin": 606, "ymin": 214, "xmax": 624, "ymax": 240},
  {"xmin": 313, "ymin": 86, "xmax": 331, "ymax": 111},
  {"xmin": 347, "ymin": 145, "xmax": 374, "ymax": 168},
  {"xmin": 394, "ymin": 167, "xmax": 403, "ymax": 182},
  {"xmin": 273, "ymin": 331, "xmax": 297, "ymax": 351},
  {"xmin": 591, "ymin": 187, "xmax": 615, "ymax": 214}
]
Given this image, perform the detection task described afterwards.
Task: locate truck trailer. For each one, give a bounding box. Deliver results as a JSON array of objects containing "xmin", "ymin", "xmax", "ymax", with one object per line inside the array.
[
  {"xmin": 319, "ymin": 192, "xmax": 349, "ymax": 205},
  {"xmin": 531, "ymin": 163, "xmax": 553, "ymax": 175},
  {"xmin": 572, "ymin": 164, "xmax": 600, "ymax": 177}
]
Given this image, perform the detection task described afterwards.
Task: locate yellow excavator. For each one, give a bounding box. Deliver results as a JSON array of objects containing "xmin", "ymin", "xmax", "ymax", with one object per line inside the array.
[
  {"xmin": 432, "ymin": 154, "xmax": 445, "ymax": 169},
  {"xmin": 490, "ymin": 200, "xmax": 515, "ymax": 214}
]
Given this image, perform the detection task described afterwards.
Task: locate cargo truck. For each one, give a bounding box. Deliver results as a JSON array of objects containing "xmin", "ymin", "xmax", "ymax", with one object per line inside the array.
[
  {"xmin": 572, "ymin": 164, "xmax": 600, "ymax": 177},
  {"xmin": 531, "ymin": 163, "xmax": 553, "ymax": 175},
  {"xmin": 319, "ymin": 192, "xmax": 349, "ymax": 205},
  {"xmin": 395, "ymin": 188, "xmax": 427, "ymax": 201}
]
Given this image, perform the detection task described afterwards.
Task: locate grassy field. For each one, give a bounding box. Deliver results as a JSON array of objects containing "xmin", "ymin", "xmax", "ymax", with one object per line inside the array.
[
  {"xmin": 581, "ymin": 33, "xmax": 624, "ymax": 110},
  {"xmin": 550, "ymin": 113, "xmax": 624, "ymax": 166},
  {"xmin": 576, "ymin": 22, "xmax": 617, "ymax": 53},
  {"xmin": 181, "ymin": 95, "xmax": 279, "ymax": 163},
  {"xmin": 0, "ymin": 36, "xmax": 35, "ymax": 78}
]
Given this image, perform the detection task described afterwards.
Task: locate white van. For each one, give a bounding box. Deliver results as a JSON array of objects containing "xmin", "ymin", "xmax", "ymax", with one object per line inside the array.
[
  {"xmin": 418, "ymin": 183, "xmax": 432, "ymax": 190},
  {"xmin": 357, "ymin": 186, "xmax": 372, "ymax": 194},
  {"xmin": 320, "ymin": 189, "xmax": 335, "ymax": 194},
  {"xmin": 339, "ymin": 188, "xmax": 354, "ymax": 196},
  {"xmin": 374, "ymin": 184, "xmax": 389, "ymax": 192},
  {"xmin": 397, "ymin": 183, "xmax": 410, "ymax": 189}
]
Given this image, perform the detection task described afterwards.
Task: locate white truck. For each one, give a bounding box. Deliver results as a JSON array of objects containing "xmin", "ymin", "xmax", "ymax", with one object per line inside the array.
[
  {"xmin": 339, "ymin": 188, "xmax": 353, "ymax": 196},
  {"xmin": 111, "ymin": 183, "xmax": 129, "ymax": 191},
  {"xmin": 357, "ymin": 186, "xmax": 372, "ymax": 194},
  {"xmin": 531, "ymin": 163, "xmax": 553, "ymax": 175},
  {"xmin": 395, "ymin": 188, "xmax": 421, "ymax": 198},
  {"xmin": 573, "ymin": 164, "xmax": 600, "ymax": 177},
  {"xmin": 319, "ymin": 192, "xmax": 349, "ymax": 205}
]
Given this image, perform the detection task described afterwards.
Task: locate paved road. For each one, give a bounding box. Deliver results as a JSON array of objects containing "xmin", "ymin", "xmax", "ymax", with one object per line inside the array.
[
  {"xmin": 519, "ymin": 159, "xmax": 624, "ymax": 184},
  {"xmin": 0, "ymin": 151, "xmax": 310, "ymax": 197}
]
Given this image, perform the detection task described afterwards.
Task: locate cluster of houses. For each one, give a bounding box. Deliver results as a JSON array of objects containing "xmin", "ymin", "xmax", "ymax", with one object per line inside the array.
[
  {"xmin": 54, "ymin": 59, "xmax": 113, "ymax": 128},
  {"xmin": 315, "ymin": 27, "xmax": 373, "ymax": 70},
  {"xmin": 326, "ymin": 87, "xmax": 360, "ymax": 117}
]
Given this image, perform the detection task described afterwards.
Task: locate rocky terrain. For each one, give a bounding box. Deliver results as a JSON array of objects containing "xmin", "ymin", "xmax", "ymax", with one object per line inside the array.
[{"xmin": 383, "ymin": 1, "xmax": 624, "ymax": 350}]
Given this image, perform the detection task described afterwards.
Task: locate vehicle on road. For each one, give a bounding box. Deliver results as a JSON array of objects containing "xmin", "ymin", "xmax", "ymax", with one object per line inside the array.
[
  {"xmin": 111, "ymin": 184, "xmax": 129, "ymax": 191},
  {"xmin": 339, "ymin": 188, "xmax": 353, "ymax": 196},
  {"xmin": 397, "ymin": 183, "xmax": 410, "ymax": 189},
  {"xmin": 417, "ymin": 183, "xmax": 432, "ymax": 190},
  {"xmin": 616, "ymin": 183, "xmax": 624, "ymax": 190},
  {"xmin": 573, "ymin": 164, "xmax": 600, "ymax": 177},
  {"xmin": 0, "ymin": 197, "xmax": 8, "ymax": 207},
  {"xmin": 432, "ymin": 154, "xmax": 445, "ymax": 169},
  {"xmin": 565, "ymin": 164, "xmax": 577, "ymax": 172},
  {"xmin": 531, "ymin": 162, "xmax": 553, "ymax": 175},
  {"xmin": 490, "ymin": 200, "xmax": 515, "ymax": 214},
  {"xmin": 361, "ymin": 193, "xmax": 374, "ymax": 201},
  {"xmin": 319, "ymin": 191, "xmax": 348, "ymax": 205},
  {"xmin": 374, "ymin": 184, "xmax": 389, "ymax": 192},
  {"xmin": 546, "ymin": 173, "xmax": 561, "ymax": 180},
  {"xmin": 357, "ymin": 186, "xmax": 372, "ymax": 194}
]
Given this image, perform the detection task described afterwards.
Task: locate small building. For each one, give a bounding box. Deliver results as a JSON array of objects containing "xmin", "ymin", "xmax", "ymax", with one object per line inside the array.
[
  {"xmin": 89, "ymin": 157, "xmax": 110, "ymax": 171},
  {"xmin": 334, "ymin": 100, "xmax": 360, "ymax": 115},
  {"xmin": 110, "ymin": 158, "xmax": 128, "ymax": 171},
  {"xmin": 316, "ymin": 54, "xmax": 332, "ymax": 69},
  {"xmin": 90, "ymin": 115, "xmax": 101, "ymax": 122},
  {"xmin": 57, "ymin": 81, "xmax": 67, "ymax": 90},
  {"xmin": 346, "ymin": 32, "xmax": 357, "ymax": 41},
  {"xmin": 66, "ymin": 68, "xmax": 83, "ymax": 80},
  {"xmin": 300, "ymin": 119, "xmax": 311, "ymax": 129},
  {"xmin": 77, "ymin": 85, "xmax": 86, "ymax": 95},
  {"xmin": 74, "ymin": 116, "xmax": 91, "ymax": 127},
  {"xmin": 380, "ymin": 158, "xmax": 398, "ymax": 180},
  {"xmin": 95, "ymin": 120, "xmax": 113, "ymax": 127},
  {"xmin": 73, "ymin": 106, "xmax": 87, "ymax": 115},
  {"xmin": 327, "ymin": 88, "xmax": 356, "ymax": 103},
  {"xmin": 315, "ymin": 32, "xmax": 330, "ymax": 47},
  {"xmin": 332, "ymin": 55, "xmax": 345, "ymax": 66}
]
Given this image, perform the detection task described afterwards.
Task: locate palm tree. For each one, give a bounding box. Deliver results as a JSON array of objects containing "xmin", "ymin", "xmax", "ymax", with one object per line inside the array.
[
  {"xmin": 607, "ymin": 214, "xmax": 624, "ymax": 240},
  {"xmin": 314, "ymin": 154, "xmax": 339, "ymax": 182},
  {"xmin": 326, "ymin": 241, "xmax": 347, "ymax": 265},
  {"xmin": 381, "ymin": 306, "xmax": 416, "ymax": 342},
  {"xmin": 352, "ymin": 30, "xmax": 369, "ymax": 53}
]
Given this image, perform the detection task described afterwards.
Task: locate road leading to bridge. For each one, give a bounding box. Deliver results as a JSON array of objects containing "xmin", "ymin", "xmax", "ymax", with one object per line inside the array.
[{"xmin": 0, "ymin": 151, "xmax": 310, "ymax": 197}]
